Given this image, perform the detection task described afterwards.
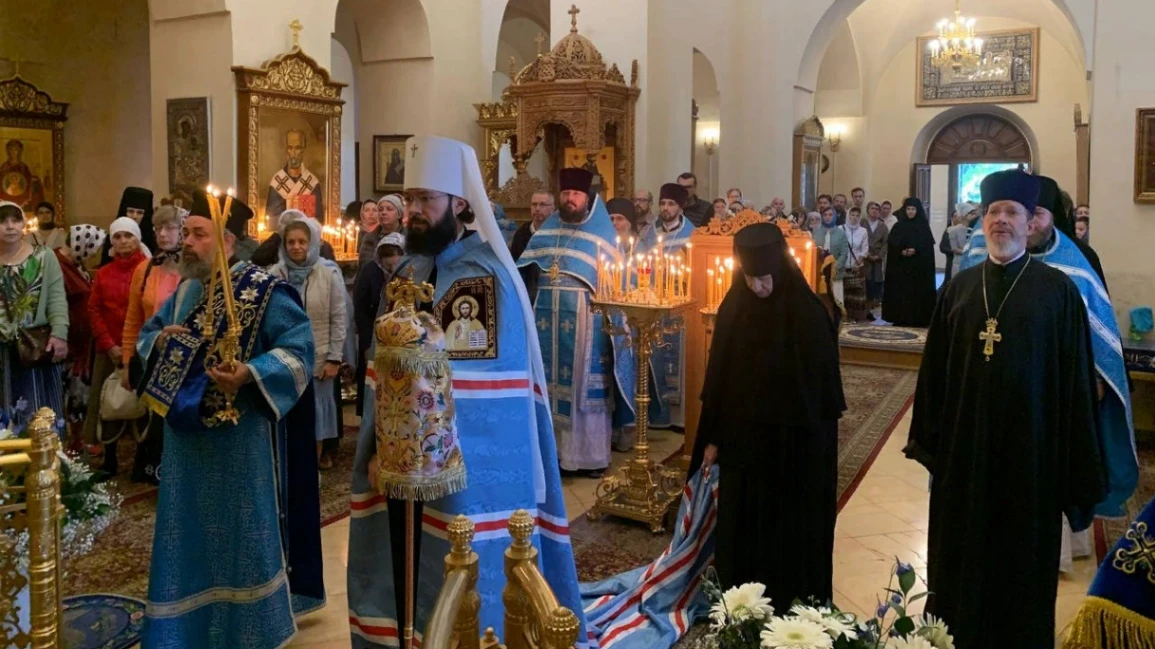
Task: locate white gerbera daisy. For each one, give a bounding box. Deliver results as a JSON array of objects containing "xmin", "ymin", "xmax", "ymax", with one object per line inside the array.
[
  {"xmin": 916, "ymin": 614, "xmax": 955, "ymax": 649},
  {"xmin": 789, "ymin": 605, "xmax": 826, "ymax": 624},
  {"xmin": 816, "ymin": 612, "xmax": 858, "ymax": 640},
  {"xmin": 887, "ymin": 636, "xmax": 935, "ymax": 649},
  {"xmin": 711, "ymin": 583, "xmax": 774, "ymax": 628},
  {"xmin": 760, "ymin": 618, "xmax": 833, "ymax": 649}
]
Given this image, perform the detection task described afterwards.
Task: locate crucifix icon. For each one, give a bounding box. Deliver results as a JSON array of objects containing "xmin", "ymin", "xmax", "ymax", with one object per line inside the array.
[
  {"xmin": 979, "ymin": 318, "xmax": 1002, "ymax": 361},
  {"xmin": 290, "ymin": 19, "xmax": 303, "ymax": 48},
  {"xmin": 534, "ymin": 32, "xmax": 547, "ymax": 57},
  {"xmin": 410, "ymin": 143, "xmax": 419, "ymax": 159},
  {"xmin": 568, "ymin": 4, "xmax": 581, "ymax": 33}
]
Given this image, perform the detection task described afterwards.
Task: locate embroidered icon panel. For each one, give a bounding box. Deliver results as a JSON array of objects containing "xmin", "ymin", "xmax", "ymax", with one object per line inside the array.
[{"xmin": 433, "ymin": 276, "xmax": 497, "ymax": 360}]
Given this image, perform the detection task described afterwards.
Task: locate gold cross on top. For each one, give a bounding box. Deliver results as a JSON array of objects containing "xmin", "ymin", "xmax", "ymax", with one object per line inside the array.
[
  {"xmin": 534, "ymin": 32, "xmax": 547, "ymax": 57},
  {"xmin": 290, "ymin": 19, "xmax": 303, "ymax": 48},
  {"xmin": 568, "ymin": 4, "xmax": 581, "ymax": 33}
]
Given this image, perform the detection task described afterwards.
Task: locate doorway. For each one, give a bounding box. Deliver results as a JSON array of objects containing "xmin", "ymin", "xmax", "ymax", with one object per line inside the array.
[{"xmin": 911, "ymin": 113, "xmax": 1033, "ymax": 270}]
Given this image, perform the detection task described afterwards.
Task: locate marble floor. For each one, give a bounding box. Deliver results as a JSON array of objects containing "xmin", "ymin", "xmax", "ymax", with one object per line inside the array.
[{"xmin": 286, "ymin": 413, "xmax": 1096, "ymax": 648}]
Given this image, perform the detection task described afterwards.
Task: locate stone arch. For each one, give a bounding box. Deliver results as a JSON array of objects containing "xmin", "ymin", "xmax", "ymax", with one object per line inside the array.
[
  {"xmin": 797, "ymin": 0, "xmax": 1090, "ymax": 93},
  {"xmin": 911, "ymin": 105, "xmax": 1039, "ymax": 169},
  {"xmin": 341, "ymin": 0, "xmax": 432, "ymax": 63},
  {"xmin": 693, "ymin": 48, "xmax": 720, "ymax": 199}
]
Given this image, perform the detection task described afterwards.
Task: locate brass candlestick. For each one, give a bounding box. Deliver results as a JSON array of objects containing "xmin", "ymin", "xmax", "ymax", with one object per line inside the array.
[{"xmin": 587, "ymin": 298, "xmax": 692, "ymax": 533}]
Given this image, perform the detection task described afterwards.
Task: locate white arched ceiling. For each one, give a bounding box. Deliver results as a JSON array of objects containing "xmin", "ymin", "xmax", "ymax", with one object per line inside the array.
[
  {"xmin": 693, "ymin": 48, "xmax": 720, "ymax": 122},
  {"xmin": 496, "ymin": 16, "xmax": 545, "ymax": 73},
  {"xmin": 814, "ymin": 19, "xmax": 863, "ymax": 115},
  {"xmin": 342, "ymin": 0, "xmax": 432, "ymax": 63},
  {"xmin": 800, "ymin": 0, "xmax": 1090, "ymax": 95}
]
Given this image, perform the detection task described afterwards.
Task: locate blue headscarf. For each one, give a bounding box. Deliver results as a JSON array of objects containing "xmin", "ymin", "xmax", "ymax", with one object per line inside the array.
[{"xmin": 277, "ymin": 214, "xmax": 321, "ymax": 291}]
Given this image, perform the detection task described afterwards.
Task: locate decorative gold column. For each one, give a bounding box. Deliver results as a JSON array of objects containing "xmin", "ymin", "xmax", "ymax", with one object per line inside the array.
[
  {"xmin": 503, "ymin": 511, "xmax": 581, "ymax": 649},
  {"xmin": 588, "ymin": 302, "xmax": 690, "ymax": 533}
]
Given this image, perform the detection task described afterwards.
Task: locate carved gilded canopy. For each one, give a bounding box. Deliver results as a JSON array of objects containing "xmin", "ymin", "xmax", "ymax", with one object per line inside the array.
[
  {"xmin": 476, "ymin": 4, "xmax": 640, "ymax": 208},
  {"xmin": 232, "ymin": 44, "xmax": 346, "ymax": 229},
  {"xmin": 0, "ymin": 76, "xmax": 68, "ymax": 218}
]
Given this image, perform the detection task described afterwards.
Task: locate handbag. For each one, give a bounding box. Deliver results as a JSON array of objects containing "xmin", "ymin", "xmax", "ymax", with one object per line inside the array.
[
  {"xmin": 101, "ymin": 369, "xmax": 148, "ymax": 421},
  {"xmin": 0, "ymin": 283, "xmax": 53, "ymax": 368}
]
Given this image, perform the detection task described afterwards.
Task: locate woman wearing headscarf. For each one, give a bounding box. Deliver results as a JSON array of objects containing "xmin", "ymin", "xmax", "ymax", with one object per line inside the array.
[
  {"xmin": 100, "ymin": 187, "xmax": 155, "ymax": 264},
  {"xmin": 54, "ymin": 224, "xmax": 103, "ymax": 449},
  {"xmin": 119, "ymin": 205, "xmax": 186, "ymax": 483},
  {"xmin": 811, "ymin": 207, "xmax": 850, "ymax": 305},
  {"xmin": 352, "ymin": 232, "xmax": 405, "ymax": 417},
  {"xmin": 271, "ymin": 216, "xmax": 348, "ymax": 469},
  {"xmin": 378, "ymin": 194, "xmax": 405, "ymax": 236},
  {"xmin": 882, "ymin": 197, "xmax": 937, "ymax": 327},
  {"xmin": 0, "ymin": 201, "xmax": 69, "ymax": 427},
  {"xmin": 690, "ymin": 222, "xmax": 845, "ymax": 608},
  {"xmin": 87, "ymin": 216, "xmax": 149, "ymax": 474},
  {"xmin": 249, "ymin": 211, "xmax": 337, "ymax": 267}
]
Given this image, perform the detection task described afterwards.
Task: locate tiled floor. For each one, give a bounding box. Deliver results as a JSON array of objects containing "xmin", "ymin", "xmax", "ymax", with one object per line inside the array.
[{"xmin": 286, "ymin": 415, "xmax": 1095, "ymax": 648}]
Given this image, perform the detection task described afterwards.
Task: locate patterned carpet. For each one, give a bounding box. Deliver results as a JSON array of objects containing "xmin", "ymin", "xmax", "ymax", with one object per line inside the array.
[
  {"xmin": 839, "ymin": 324, "xmax": 928, "ymax": 352},
  {"xmin": 64, "ymin": 363, "xmax": 917, "ymax": 607},
  {"xmin": 1098, "ymin": 439, "xmax": 1155, "ymax": 559}
]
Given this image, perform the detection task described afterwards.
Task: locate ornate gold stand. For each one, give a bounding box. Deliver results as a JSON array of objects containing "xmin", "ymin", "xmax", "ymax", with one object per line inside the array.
[{"xmin": 587, "ymin": 299, "xmax": 691, "ymax": 533}]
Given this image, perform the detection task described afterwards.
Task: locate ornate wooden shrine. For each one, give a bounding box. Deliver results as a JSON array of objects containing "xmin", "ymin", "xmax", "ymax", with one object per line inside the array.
[
  {"xmin": 0, "ymin": 76, "xmax": 68, "ymax": 218},
  {"xmin": 475, "ymin": 4, "xmax": 640, "ymax": 217},
  {"xmin": 680, "ymin": 212, "xmax": 819, "ymax": 470}
]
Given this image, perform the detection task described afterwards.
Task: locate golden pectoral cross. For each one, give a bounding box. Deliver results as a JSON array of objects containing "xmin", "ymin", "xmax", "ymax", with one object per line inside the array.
[
  {"xmin": 548, "ymin": 259, "xmax": 562, "ymax": 285},
  {"xmin": 979, "ymin": 318, "xmax": 1002, "ymax": 361}
]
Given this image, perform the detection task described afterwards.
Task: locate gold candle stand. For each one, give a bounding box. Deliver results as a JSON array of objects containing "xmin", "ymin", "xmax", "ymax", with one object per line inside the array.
[{"xmin": 587, "ymin": 298, "xmax": 691, "ymax": 533}]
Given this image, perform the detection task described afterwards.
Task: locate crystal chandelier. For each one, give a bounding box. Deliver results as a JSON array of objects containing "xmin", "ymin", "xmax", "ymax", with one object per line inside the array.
[{"xmin": 929, "ymin": 0, "xmax": 983, "ymax": 73}]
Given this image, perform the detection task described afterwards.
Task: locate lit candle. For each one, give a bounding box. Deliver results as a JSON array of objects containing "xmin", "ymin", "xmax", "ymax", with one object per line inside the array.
[{"xmin": 707, "ymin": 268, "xmax": 715, "ymax": 308}]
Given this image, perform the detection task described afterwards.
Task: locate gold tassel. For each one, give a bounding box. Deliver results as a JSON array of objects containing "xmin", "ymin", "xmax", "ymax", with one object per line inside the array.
[
  {"xmin": 377, "ymin": 466, "xmax": 468, "ymax": 502},
  {"xmin": 1063, "ymin": 597, "xmax": 1155, "ymax": 649},
  {"xmin": 375, "ymin": 348, "xmax": 449, "ymax": 379}
]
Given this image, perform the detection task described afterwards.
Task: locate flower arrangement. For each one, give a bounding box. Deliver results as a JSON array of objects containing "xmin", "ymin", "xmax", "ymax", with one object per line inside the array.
[
  {"xmin": 0, "ymin": 399, "xmax": 121, "ymax": 567},
  {"xmin": 700, "ymin": 560, "xmax": 954, "ymax": 649}
]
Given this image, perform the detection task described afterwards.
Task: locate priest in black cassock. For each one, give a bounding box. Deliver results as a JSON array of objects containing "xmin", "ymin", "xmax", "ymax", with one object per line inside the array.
[
  {"xmin": 904, "ymin": 170, "xmax": 1107, "ymax": 649},
  {"xmin": 690, "ymin": 222, "xmax": 845, "ymax": 608}
]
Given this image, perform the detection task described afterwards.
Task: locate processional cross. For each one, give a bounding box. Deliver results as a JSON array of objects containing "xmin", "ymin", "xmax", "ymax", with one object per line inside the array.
[{"xmin": 979, "ymin": 318, "xmax": 1002, "ymax": 361}]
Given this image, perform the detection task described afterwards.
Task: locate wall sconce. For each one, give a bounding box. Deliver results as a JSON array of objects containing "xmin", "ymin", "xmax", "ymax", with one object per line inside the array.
[
  {"xmin": 701, "ymin": 125, "xmax": 720, "ymax": 155},
  {"xmin": 826, "ymin": 124, "xmax": 843, "ymax": 153}
]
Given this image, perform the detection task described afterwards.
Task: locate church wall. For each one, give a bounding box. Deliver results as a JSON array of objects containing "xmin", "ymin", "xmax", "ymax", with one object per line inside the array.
[
  {"xmin": 149, "ymin": 12, "xmax": 234, "ymax": 209},
  {"xmin": 355, "ymin": 59, "xmax": 435, "ymax": 199},
  {"xmin": 331, "ymin": 39, "xmax": 357, "ymax": 207},
  {"xmin": 818, "ymin": 28, "xmax": 1087, "ymax": 210},
  {"xmin": 0, "ymin": 0, "xmax": 152, "ymax": 222},
  {"xmin": 1087, "ymin": 0, "xmax": 1155, "ymax": 320},
  {"xmin": 229, "ymin": 0, "xmax": 339, "ymax": 69}
]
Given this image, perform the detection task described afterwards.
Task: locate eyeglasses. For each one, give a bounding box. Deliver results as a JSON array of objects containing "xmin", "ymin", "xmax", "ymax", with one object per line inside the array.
[{"xmin": 404, "ymin": 191, "xmax": 448, "ymax": 206}]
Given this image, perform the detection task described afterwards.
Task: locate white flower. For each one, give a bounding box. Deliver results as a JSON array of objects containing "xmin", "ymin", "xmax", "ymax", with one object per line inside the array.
[
  {"xmin": 789, "ymin": 605, "xmax": 827, "ymax": 624},
  {"xmin": 887, "ymin": 637, "xmax": 935, "ymax": 649},
  {"xmin": 760, "ymin": 618, "xmax": 833, "ymax": 649},
  {"xmin": 711, "ymin": 583, "xmax": 774, "ymax": 628},
  {"xmin": 915, "ymin": 614, "xmax": 955, "ymax": 649},
  {"xmin": 788, "ymin": 605, "xmax": 858, "ymax": 640}
]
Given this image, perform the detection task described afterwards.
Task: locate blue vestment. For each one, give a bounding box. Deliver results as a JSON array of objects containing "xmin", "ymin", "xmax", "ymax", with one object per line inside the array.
[
  {"xmin": 138, "ymin": 262, "xmax": 322, "ymax": 649},
  {"xmin": 959, "ymin": 230, "xmax": 1137, "ymax": 516},
  {"xmin": 517, "ymin": 197, "xmax": 649, "ymax": 469},
  {"xmin": 646, "ymin": 217, "xmax": 695, "ymax": 428},
  {"xmin": 347, "ymin": 233, "xmax": 591, "ymax": 647}
]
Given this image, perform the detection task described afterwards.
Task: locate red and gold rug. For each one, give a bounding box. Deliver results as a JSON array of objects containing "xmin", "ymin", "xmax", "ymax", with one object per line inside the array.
[{"xmin": 65, "ymin": 363, "xmax": 917, "ymax": 601}]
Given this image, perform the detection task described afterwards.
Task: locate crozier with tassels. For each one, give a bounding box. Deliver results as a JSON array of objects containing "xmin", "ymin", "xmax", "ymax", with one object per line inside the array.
[{"xmin": 370, "ymin": 277, "xmax": 466, "ymax": 501}]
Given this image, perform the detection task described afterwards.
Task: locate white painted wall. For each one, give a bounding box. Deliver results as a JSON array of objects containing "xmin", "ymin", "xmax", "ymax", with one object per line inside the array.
[
  {"xmin": 1088, "ymin": 0, "xmax": 1155, "ymax": 319},
  {"xmin": 331, "ymin": 38, "xmax": 357, "ymax": 207}
]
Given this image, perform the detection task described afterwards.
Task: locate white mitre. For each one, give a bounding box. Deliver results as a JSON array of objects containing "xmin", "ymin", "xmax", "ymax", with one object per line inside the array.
[{"xmin": 401, "ymin": 134, "xmax": 549, "ymax": 503}]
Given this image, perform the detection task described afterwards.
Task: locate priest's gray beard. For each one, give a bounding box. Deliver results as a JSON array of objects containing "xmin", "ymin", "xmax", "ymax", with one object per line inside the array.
[
  {"xmin": 986, "ymin": 235, "xmax": 1025, "ymax": 262},
  {"xmin": 179, "ymin": 252, "xmax": 213, "ymax": 282}
]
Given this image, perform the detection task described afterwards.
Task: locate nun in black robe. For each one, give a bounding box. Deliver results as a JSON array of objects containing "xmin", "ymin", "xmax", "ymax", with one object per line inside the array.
[
  {"xmin": 689, "ymin": 223, "xmax": 846, "ymax": 608},
  {"xmin": 904, "ymin": 170, "xmax": 1107, "ymax": 649},
  {"xmin": 881, "ymin": 198, "xmax": 937, "ymax": 327}
]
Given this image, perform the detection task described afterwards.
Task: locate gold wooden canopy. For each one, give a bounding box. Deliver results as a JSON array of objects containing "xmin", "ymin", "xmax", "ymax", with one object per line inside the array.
[{"xmin": 476, "ymin": 4, "xmax": 640, "ymax": 217}]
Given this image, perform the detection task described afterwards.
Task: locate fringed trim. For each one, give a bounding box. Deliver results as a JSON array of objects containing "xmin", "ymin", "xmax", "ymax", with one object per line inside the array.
[
  {"xmin": 140, "ymin": 393, "xmax": 170, "ymax": 418},
  {"xmin": 1063, "ymin": 597, "xmax": 1155, "ymax": 649},
  {"xmin": 376, "ymin": 466, "xmax": 468, "ymax": 503},
  {"xmin": 375, "ymin": 348, "xmax": 449, "ymax": 379}
]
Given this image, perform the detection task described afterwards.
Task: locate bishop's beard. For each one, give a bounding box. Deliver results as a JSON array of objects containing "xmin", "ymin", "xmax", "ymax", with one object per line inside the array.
[
  {"xmin": 406, "ymin": 205, "xmax": 459, "ymax": 256},
  {"xmin": 178, "ymin": 251, "xmax": 213, "ymax": 282}
]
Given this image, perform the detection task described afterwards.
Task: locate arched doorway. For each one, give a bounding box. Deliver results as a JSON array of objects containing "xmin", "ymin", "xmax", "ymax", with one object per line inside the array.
[{"xmin": 912, "ymin": 113, "xmax": 1032, "ymax": 270}]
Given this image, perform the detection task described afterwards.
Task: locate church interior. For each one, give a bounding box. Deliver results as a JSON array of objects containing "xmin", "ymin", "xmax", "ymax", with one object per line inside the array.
[{"xmin": 2, "ymin": 0, "xmax": 1155, "ymax": 648}]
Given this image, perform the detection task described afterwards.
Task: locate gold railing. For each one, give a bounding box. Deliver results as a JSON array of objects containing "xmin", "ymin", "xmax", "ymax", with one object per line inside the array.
[
  {"xmin": 0, "ymin": 407, "xmax": 64, "ymax": 649},
  {"xmin": 424, "ymin": 509, "xmax": 581, "ymax": 649}
]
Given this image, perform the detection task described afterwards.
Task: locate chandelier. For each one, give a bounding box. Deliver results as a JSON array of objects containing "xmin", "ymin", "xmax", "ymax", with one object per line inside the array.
[{"xmin": 929, "ymin": 0, "xmax": 983, "ymax": 73}]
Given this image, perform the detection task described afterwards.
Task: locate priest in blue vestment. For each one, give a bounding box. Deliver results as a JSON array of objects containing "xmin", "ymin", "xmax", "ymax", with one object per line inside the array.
[
  {"xmin": 517, "ymin": 168, "xmax": 642, "ymax": 477},
  {"xmin": 347, "ymin": 136, "xmax": 591, "ymax": 648},
  {"xmin": 137, "ymin": 190, "xmax": 324, "ymax": 649},
  {"xmin": 645, "ymin": 183, "xmax": 695, "ymax": 430}
]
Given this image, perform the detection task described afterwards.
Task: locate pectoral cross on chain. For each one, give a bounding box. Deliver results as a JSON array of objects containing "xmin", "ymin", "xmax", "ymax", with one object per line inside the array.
[
  {"xmin": 547, "ymin": 259, "xmax": 562, "ymax": 285},
  {"xmin": 979, "ymin": 318, "xmax": 1002, "ymax": 361}
]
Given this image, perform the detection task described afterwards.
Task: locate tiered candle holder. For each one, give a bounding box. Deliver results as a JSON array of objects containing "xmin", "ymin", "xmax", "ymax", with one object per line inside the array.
[{"xmin": 587, "ymin": 296, "xmax": 693, "ymax": 533}]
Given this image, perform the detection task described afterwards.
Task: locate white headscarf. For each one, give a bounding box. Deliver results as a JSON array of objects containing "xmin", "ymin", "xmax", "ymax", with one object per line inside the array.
[
  {"xmin": 403, "ymin": 135, "xmax": 548, "ymax": 503},
  {"xmin": 108, "ymin": 216, "xmax": 151, "ymax": 258}
]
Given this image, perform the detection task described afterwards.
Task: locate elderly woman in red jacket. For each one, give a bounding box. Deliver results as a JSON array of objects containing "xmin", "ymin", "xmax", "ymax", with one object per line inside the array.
[{"xmin": 86, "ymin": 217, "xmax": 148, "ymax": 477}]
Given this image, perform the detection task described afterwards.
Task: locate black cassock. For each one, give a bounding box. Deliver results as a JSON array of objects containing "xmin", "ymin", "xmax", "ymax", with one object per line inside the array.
[
  {"xmin": 904, "ymin": 253, "xmax": 1107, "ymax": 649},
  {"xmin": 882, "ymin": 200, "xmax": 937, "ymax": 327},
  {"xmin": 690, "ymin": 263, "xmax": 845, "ymax": 607}
]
